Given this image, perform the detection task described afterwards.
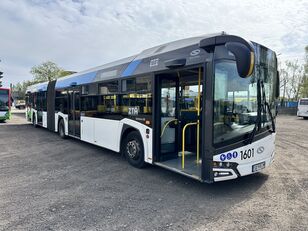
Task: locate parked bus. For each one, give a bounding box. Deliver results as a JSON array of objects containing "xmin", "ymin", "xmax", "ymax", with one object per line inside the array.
[
  {"xmin": 26, "ymin": 33, "xmax": 279, "ymax": 182},
  {"xmin": 0, "ymin": 88, "xmax": 11, "ymax": 122},
  {"xmin": 297, "ymin": 98, "xmax": 308, "ymax": 119}
]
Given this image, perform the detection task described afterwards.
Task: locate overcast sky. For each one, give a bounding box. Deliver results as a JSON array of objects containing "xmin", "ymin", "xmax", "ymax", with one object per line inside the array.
[{"xmin": 0, "ymin": 0, "xmax": 307, "ymax": 87}]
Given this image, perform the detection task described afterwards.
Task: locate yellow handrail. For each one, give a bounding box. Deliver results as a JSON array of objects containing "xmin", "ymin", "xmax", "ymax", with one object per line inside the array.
[
  {"xmin": 160, "ymin": 119, "xmax": 178, "ymax": 138},
  {"xmin": 182, "ymin": 122, "xmax": 197, "ymax": 169}
]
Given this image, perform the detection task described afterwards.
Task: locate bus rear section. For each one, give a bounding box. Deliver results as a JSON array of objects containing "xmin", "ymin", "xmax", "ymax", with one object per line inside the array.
[
  {"xmin": 297, "ymin": 98, "xmax": 308, "ymax": 119},
  {"xmin": 0, "ymin": 88, "xmax": 11, "ymax": 122}
]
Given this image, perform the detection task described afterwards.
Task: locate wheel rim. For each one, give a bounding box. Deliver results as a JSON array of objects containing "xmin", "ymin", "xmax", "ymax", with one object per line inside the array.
[{"xmin": 126, "ymin": 140, "xmax": 140, "ymax": 160}]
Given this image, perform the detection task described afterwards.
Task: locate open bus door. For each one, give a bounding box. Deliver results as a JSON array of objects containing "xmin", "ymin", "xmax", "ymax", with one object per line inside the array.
[{"xmin": 154, "ymin": 67, "xmax": 204, "ymax": 179}]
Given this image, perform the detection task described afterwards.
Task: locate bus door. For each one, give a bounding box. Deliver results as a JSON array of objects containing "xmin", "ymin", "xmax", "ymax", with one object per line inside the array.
[
  {"xmin": 159, "ymin": 75, "xmax": 179, "ymax": 160},
  {"xmin": 37, "ymin": 92, "xmax": 43, "ymax": 125},
  {"xmin": 68, "ymin": 88, "xmax": 81, "ymax": 137},
  {"xmin": 156, "ymin": 67, "xmax": 203, "ymax": 175}
]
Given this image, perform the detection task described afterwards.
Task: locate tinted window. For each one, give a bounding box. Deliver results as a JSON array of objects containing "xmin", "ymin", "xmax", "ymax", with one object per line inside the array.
[
  {"xmin": 122, "ymin": 76, "xmax": 151, "ymax": 92},
  {"xmin": 120, "ymin": 93, "xmax": 152, "ymax": 116},
  {"xmin": 99, "ymin": 81, "xmax": 118, "ymax": 94},
  {"xmin": 82, "ymin": 84, "xmax": 97, "ymax": 95},
  {"xmin": 75, "ymin": 92, "xmax": 80, "ymax": 110},
  {"xmin": 136, "ymin": 76, "xmax": 151, "ymax": 92},
  {"xmin": 300, "ymin": 99, "xmax": 308, "ymax": 105},
  {"xmin": 55, "ymin": 90, "xmax": 68, "ymax": 114},
  {"xmin": 81, "ymin": 96, "xmax": 98, "ymax": 117},
  {"xmin": 122, "ymin": 79, "xmax": 135, "ymax": 92}
]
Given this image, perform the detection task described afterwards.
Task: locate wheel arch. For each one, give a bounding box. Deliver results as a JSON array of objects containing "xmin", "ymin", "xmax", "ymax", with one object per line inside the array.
[
  {"xmin": 119, "ymin": 120, "xmax": 153, "ymax": 164},
  {"xmin": 120, "ymin": 125, "xmax": 142, "ymax": 155}
]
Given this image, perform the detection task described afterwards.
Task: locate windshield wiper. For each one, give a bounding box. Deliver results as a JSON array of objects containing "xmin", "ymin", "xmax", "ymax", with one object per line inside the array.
[
  {"xmin": 245, "ymin": 79, "xmax": 261, "ymax": 145},
  {"xmin": 261, "ymin": 80, "xmax": 275, "ymax": 133},
  {"xmin": 245, "ymin": 79, "xmax": 275, "ymax": 145}
]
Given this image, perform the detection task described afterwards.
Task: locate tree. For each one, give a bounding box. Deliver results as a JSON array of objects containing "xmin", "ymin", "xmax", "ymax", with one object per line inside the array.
[
  {"xmin": 281, "ymin": 60, "xmax": 304, "ymax": 101},
  {"xmin": 30, "ymin": 61, "xmax": 64, "ymax": 83},
  {"xmin": 12, "ymin": 61, "xmax": 76, "ymax": 100},
  {"xmin": 59, "ymin": 70, "xmax": 77, "ymax": 77},
  {"xmin": 298, "ymin": 46, "xmax": 308, "ymax": 98},
  {"xmin": 278, "ymin": 61, "xmax": 289, "ymax": 105},
  {"xmin": 12, "ymin": 80, "xmax": 34, "ymax": 99}
]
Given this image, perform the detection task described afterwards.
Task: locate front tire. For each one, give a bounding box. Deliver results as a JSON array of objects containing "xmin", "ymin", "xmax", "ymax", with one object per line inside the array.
[
  {"xmin": 58, "ymin": 119, "xmax": 67, "ymax": 139},
  {"xmin": 122, "ymin": 131, "xmax": 146, "ymax": 168}
]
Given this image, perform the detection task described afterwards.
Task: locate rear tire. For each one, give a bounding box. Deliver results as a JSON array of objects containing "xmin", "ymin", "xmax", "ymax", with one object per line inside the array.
[
  {"xmin": 122, "ymin": 131, "xmax": 146, "ymax": 168},
  {"xmin": 304, "ymin": 117, "xmax": 308, "ymax": 120},
  {"xmin": 58, "ymin": 119, "xmax": 66, "ymax": 139}
]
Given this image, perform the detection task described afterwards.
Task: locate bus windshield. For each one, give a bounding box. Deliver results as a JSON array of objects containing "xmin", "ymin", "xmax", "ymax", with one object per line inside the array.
[
  {"xmin": 213, "ymin": 46, "xmax": 277, "ymax": 145},
  {"xmin": 213, "ymin": 61, "xmax": 258, "ymax": 144},
  {"xmin": 0, "ymin": 89, "xmax": 9, "ymax": 111},
  {"xmin": 299, "ymin": 99, "xmax": 308, "ymax": 105}
]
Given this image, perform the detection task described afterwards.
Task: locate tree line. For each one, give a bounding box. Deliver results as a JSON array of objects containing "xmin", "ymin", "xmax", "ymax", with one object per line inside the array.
[{"xmin": 12, "ymin": 61, "xmax": 76, "ymax": 99}]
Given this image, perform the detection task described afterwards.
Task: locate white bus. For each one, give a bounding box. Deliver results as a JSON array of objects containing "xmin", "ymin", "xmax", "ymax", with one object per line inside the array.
[
  {"xmin": 26, "ymin": 33, "xmax": 279, "ymax": 183},
  {"xmin": 297, "ymin": 98, "xmax": 308, "ymax": 119}
]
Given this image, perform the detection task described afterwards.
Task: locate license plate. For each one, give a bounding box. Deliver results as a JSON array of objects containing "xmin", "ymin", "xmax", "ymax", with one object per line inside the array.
[{"xmin": 252, "ymin": 161, "xmax": 265, "ymax": 172}]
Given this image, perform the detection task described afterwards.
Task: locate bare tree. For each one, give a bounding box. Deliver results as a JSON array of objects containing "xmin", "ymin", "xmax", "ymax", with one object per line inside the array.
[
  {"xmin": 284, "ymin": 60, "xmax": 304, "ymax": 101},
  {"xmin": 278, "ymin": 61, "xmax": 289, "ymax": 105}
]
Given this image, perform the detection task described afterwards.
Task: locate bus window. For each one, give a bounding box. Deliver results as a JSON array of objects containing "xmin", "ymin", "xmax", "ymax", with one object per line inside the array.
[{"xmin": 99, "ymin": 81, "xmax": 118, "ymax": 94}]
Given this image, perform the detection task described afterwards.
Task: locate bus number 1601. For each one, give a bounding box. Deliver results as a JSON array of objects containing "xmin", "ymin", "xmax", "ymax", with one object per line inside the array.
[{"xmin": 240, "ymin": 148, "xmax": 254, "ymax": 160}]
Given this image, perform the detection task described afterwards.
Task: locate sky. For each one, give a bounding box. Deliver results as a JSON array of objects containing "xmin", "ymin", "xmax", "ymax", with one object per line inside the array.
[{"xmin": 0, "ymin": 0, "xmax": 307, "ymax": 87}]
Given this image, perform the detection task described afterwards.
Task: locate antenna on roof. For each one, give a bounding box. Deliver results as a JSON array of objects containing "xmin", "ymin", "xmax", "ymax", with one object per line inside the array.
[{"xmin": 221, "ymin": 31, "xmax": 227, "ymax": 35}]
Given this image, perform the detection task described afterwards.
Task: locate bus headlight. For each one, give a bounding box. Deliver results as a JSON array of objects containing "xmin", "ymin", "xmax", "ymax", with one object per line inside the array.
[
  {"xmin": 213, "ymin": 161, "xmax": 237, "ymax": 169},
  {"xmin": 214, "ymin": 171, "xmax": 233, "ymax": 177}
]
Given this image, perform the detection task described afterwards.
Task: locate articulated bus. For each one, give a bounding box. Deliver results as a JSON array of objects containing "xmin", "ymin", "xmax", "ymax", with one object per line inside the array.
[
  {"xmin": 26, "ymin": 33, "xmax": 279, "ymax": 183},
  {"xmin": 0, "ymin": 88, "xmax": 11, "ymax": 122}
]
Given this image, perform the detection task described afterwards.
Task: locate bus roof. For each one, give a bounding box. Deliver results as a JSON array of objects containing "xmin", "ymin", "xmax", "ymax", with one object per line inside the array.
[
  {"xmin": 27, "ymin": 32, "xmax": 269, "ymax": 92},
  {"xmin": 26, "ymin": 82, "xmax": 48, "ymax": 93},
  {"xmin": 54, "ymin": 33, "xmax": 220, "ymax": 90}
]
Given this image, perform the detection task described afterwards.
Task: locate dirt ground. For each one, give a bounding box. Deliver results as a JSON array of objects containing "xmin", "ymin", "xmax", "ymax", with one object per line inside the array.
[{"xmin": 0, "ymin": 114, "xmax": 307, "ymax": 231}]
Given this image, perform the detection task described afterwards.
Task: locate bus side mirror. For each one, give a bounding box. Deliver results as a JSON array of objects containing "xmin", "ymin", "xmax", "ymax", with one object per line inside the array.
[
  {"xmin": 276, "ymin": 71, "xmax": 280, "ymax": 98},
  {"xmin": 225, "ymin": 42, "xmax": 255, "ymax": 78}
]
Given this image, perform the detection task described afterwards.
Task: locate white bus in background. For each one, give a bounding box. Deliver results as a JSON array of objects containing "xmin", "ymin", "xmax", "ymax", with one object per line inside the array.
[{"xmin": 297, "ymin": 98, "xmax": 308, "ymax": 119}]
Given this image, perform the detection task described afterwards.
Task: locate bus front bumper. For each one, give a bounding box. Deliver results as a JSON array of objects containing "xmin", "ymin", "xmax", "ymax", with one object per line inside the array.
[
  {"xmin": 297, "ymin": 111, "xmax": 308, "ymax": 117},
  {"xmin": 213, "ymin": 155, "xmax": 275, "ymax": 182},
  {"xmin": 213, "ymin": 134, "xmax": 276, "ymax": 182}
]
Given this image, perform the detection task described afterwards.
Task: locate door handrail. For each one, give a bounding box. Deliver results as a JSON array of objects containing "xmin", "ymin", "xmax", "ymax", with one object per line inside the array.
[
  {"xmin": 160, "ymin": 118, "xmax": 178, "ymax": 138},
  {"xmin": 182, "ymin": 121, "xmax": 198, "ymax": 169}
]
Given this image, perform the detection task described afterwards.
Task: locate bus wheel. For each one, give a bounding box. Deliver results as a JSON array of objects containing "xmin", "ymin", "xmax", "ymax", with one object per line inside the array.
[
  {"xmin": 58, "ymin": 119, "xmax": 66, "ymax": 139},
  {"xmin": 123, "ymin": 131, "xmax": 146, "ymax": 168}
]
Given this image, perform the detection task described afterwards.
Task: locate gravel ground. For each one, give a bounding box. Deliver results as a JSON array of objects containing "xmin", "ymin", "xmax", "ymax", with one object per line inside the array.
[{"xmin": 0, "ymin": 114, "xmax": 307, "ymax": 231}]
